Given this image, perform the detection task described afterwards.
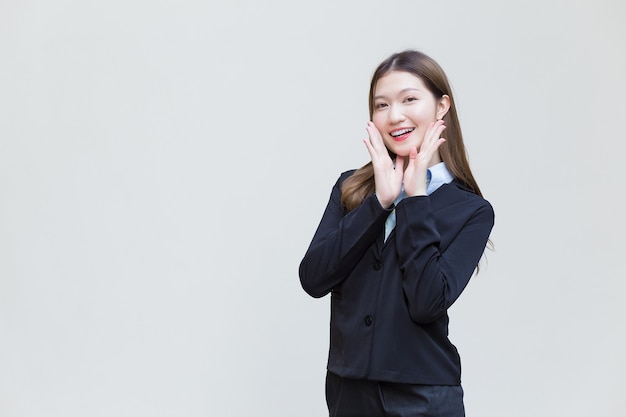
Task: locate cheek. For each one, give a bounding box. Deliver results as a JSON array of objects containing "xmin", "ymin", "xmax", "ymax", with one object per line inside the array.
[{"xmin": 371, "ymin": 116, "xmax": 386, "ymax": 133}]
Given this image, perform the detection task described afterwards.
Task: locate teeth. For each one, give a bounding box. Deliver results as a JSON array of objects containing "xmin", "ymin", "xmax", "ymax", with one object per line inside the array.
[{"xmin": 390, "ymin": 128, "xmax": 414, "ymax": 137}]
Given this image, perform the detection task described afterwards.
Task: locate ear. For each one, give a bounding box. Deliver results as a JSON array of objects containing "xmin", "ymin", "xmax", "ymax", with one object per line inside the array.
[{"xmin": 436, "ymin": 95, "xmax": 450, "ymax": 120}]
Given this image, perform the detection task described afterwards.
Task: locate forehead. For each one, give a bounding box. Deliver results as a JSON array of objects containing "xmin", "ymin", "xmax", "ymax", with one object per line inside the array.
[{"xmin": 374, "ymin": 71, "xmax": 429, "ymax": 96}]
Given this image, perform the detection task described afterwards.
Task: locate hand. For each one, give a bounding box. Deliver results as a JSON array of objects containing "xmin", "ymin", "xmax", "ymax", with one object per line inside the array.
[
  {"xmin": 363, "ymin": 121, "xmax": 403, "ymax": 208},
  {"xmin": 403, "ymin": 120, "xmax": 447, "ymax": 196}
]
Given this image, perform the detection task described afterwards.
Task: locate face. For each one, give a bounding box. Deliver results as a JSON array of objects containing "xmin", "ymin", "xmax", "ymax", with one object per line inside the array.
[{"xmin": 371, "ymin": 71, "xmax": 449, "ymax": 158}]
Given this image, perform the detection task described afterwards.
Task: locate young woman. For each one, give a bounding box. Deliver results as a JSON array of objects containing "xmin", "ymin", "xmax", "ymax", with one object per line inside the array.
[{"xmin": 299, "ymin": 50, "xmax": 495, "ymax": 416}]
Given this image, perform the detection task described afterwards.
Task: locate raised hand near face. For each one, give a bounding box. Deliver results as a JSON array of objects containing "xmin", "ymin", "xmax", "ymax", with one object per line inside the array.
[
  {"xmin": 363, "ymin": 121, "xmax": 403, "ymax": 208},
  {"xmin": 403, "ymin": 120, "xmax": 447, "ymax": 197}
]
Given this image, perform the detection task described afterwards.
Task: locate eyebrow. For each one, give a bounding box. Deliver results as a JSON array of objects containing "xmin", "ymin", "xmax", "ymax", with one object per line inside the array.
[{"xmin": 373, "ymin": 88, "xmax": 423, "ymax": 100}]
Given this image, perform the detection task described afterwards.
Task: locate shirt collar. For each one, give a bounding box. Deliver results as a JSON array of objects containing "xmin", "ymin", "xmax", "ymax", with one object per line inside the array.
[{"xmin": 426, "ymin": 162, "xmax": 455, "ymax": 195}]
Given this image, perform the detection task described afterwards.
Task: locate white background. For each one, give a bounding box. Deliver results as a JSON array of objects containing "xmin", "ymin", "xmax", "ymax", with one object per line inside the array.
[{"xmin": 1, "ymin": 0, "xmax": 625, "ymax": 416}]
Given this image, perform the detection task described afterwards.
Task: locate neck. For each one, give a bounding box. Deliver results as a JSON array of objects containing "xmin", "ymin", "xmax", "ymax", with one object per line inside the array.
[
  {"xmin": 401, "ymin": 152, "xmax": 442, "ymax": 170},
  {"xmin": 428, "ymin": 152, "xmax": 443, "ymax": 167}
]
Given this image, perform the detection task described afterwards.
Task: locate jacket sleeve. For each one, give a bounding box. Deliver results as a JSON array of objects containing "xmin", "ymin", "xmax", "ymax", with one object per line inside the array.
[
  {"xmin": 299, "ymin": 173, "xmax": 392, "ymax": 298},
  {"xmin": 394, "ymin": 195, "xmax": 494, "ymax": 323}
]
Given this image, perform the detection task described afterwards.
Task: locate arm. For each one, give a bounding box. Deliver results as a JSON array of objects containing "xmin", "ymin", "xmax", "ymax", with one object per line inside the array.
[
  {"xmin": 299, "ymin": 174, "xmax": 392, "ymax": 298},
  {"xmin": 395, "ymin": 196, "xmax": 494, "ymax": 323}
]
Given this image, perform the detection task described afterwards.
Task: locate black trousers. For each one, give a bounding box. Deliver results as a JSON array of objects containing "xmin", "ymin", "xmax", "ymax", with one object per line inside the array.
[{"xmin": 326, "ymin": 372, "xmax": 465, "ymax": 417}]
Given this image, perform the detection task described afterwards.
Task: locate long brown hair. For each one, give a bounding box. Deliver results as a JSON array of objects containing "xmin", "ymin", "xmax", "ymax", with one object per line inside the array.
[{"xmin": 341, "ymin": 50, "xmax": 482, "ymax": 211}]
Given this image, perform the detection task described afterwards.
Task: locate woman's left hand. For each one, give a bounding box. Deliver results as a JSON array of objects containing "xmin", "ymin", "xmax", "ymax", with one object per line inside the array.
[{"xmin": 403, "ymin": 120, "xmax": 447, "ymax": 196}]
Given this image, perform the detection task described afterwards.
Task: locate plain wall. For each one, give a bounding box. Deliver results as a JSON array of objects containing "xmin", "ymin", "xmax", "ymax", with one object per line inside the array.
[{"xmin": 1, "ymin": 0, "xmax": 625, "ymax": 416}]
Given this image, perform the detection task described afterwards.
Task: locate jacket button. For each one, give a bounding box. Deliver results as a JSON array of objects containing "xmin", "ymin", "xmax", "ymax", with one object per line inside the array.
[
  {"xmin": 364, "ymin": 315, "xmax": 373, "ymax": 326},
  {"xmin": 373, "ymin": 261, "xmax": 382, "ymax": 271}
]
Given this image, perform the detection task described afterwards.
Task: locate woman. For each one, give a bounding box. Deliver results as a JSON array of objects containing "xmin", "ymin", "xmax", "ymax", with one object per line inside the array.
[{"xmin": 299, "ymin": 50, "xmax": 495, "ymax": 416}]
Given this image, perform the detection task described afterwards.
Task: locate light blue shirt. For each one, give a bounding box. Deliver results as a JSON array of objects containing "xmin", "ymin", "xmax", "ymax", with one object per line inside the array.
[{"xmin": 384, "ymin": 162, "xmax": 454, "ymax": 241}]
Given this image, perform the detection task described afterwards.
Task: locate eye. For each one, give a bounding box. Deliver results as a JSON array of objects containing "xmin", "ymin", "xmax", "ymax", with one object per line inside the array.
[
  {"xmin": 374, "ymin": 102, "xmax": 388, "ymax": 110},
  {"xmin": 405, "ymin": 96, "xmax": 418, "ymax": 103}
]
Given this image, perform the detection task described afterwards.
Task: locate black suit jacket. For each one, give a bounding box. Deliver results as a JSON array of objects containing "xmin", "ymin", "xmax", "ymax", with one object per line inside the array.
[{"xmin": 299, "ymin": 170, "xmax": 495, "ymax": 385}]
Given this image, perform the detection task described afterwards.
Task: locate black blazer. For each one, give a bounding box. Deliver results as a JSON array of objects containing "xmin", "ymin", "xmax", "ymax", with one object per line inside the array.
[{"xmin": 299, "ymin": 170, "xmax": 495, "ymax": 385}]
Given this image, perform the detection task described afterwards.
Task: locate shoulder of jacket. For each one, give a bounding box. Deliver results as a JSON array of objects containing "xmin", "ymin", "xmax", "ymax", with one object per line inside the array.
[
  {"xmin": 335, "ymin": 169, "xmax": 357, "ymax": 185},
  {"xmin": 449, "ymin": 180, "xmax": 493, "ymax": 209}
]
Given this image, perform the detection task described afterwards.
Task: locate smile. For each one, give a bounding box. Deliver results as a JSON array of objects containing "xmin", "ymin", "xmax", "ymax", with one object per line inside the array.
[{"xmin": 389, "ymin": 128, "xmax": 415, "ymax": 141}]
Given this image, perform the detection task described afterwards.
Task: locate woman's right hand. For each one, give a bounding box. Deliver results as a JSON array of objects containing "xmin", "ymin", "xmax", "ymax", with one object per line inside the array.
[{"xmin": 363, "ymin": 121, "xmax": 403, "ymax": 208}]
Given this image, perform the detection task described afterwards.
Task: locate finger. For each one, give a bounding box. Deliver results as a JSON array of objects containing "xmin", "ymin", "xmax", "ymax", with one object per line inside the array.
[
  {"xmin": 422, "ymin": 124, "xmax": 446, "ymax": 151},
  {"xmin": 434, "ymin": 124, "xmax": 446, "ymax": 141},
  {"xmin": 406, "ymin": 148, "xmax": 418, "ymax": 174},
  {"xmin": 424, "ymin": 138, "xmax": 446, "ymax": 156},
  {"xmin": 395, "ymin": 154, "xmax": 405, "ymax": 170},
  {"xmin": 365, "ymin": 122, "xmax": 385, "ymax": 151},
  {"xmin": 403, "ymin": 148, "xmax": 417, "ymax": 170},
  {"xmin": 362, "ymin": 138, "xmax": 376, "ymax": 159},
  {"xmin": 426, "ymin": 121, "xmax": 446, "ymax": 143},
  {"xmin": 364, "ymin": 124, "xmax": 382, "ymax": 156}
]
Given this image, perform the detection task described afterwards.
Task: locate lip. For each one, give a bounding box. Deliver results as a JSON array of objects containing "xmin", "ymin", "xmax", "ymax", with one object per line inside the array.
[{"xmin": 389, "ymin": 128, "xmax": 414, "ymax": 142}]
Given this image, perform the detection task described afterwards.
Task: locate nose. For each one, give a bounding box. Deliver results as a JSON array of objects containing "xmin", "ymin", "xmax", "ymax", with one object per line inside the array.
[{"xmin": 388, "ymin": 104, "xmax": 405, "ymax": 124}]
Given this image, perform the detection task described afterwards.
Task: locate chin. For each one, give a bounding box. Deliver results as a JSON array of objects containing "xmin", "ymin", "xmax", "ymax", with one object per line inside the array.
[
  {"xmin": 393, "ymin": 150, "xmax": 410, "ymax": 158},
  {"xmin": 390, "ymin": 143, "xmax": 416, "ymax": 157}
]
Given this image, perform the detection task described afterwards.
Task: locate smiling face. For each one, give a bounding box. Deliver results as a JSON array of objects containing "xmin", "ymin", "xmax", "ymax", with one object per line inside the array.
[{"xmin": 371, "ymin": 71, "xmax": 449, "ymax": 160}]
